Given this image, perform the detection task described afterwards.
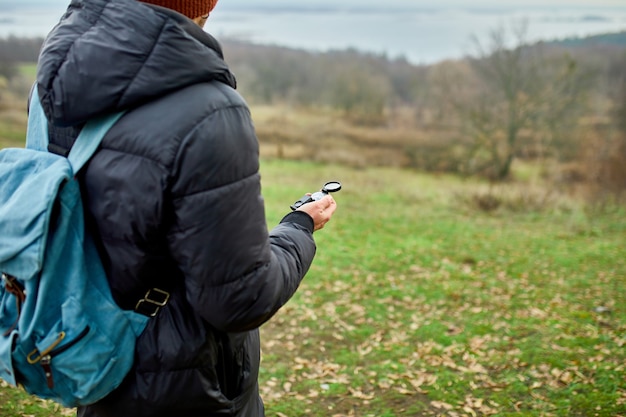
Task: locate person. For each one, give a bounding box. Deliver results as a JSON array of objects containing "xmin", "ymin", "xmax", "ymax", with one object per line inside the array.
[{"xmin": 34, "ymin": 0, "xmax": 337, "ymax": 416}]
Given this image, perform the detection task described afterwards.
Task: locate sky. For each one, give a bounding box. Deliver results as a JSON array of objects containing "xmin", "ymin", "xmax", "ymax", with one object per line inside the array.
[{"xmin": 4, "ymin": 0, "xmax": 625, "ymax": 64}]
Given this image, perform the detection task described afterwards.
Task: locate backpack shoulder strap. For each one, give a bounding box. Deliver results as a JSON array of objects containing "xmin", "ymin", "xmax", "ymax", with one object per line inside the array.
[
  {"xmin": 25, "ymin": 88, "xmax": 50, "ymax": 152},
  {"xmin": 67, "ymin": 111, "xmax": 124, "ymax": 174},
  {"xmin": 26, "ymin": 87, "xmax": 124, "ymax": 174}
]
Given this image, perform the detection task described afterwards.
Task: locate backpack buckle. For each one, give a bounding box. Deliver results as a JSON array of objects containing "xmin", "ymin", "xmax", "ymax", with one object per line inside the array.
[{"xmin": 135, "ymin": 288, "xmax": 170, "ymax": 317}]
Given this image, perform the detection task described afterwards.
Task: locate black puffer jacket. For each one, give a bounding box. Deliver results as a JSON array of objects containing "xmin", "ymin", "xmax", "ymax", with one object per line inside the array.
[{"xmin": 35, "ymin": 0, "xmax": 317, "ymax": 416}]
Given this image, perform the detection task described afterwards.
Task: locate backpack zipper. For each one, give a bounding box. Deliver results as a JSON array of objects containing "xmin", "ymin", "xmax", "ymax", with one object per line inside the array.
[{"xmin": 26, "ymin": 326, "xmax": 91, "ymax": 389}]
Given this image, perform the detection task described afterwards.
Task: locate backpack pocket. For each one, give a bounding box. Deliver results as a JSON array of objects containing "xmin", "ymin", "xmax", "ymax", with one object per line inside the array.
[
  {"xmin": 17, "ymin": 295, "xmax": 130, "ymax": 406},
  {"xmin": 0, "ymin": 278, "xmax": 19, "ymax": 386},
  {"xmin": 0, "ymin": 281, "xmax": 16, "ymax": 332},
  {"xmin": 0, "ymin": 330, "xmax": 17, "ymax": 386}
]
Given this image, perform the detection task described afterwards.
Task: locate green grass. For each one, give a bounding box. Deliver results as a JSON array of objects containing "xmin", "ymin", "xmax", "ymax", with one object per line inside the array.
[
  {"xmin": 258, "ymin": 159, "xmax": 625, "ymax": 416},
  {"xmin": 0, "ymin": 159, "xmax": 624, "ymax": 416},
  {"xmin": 18, "ymin": 63, "xmax": 38, "ymax": 79}
]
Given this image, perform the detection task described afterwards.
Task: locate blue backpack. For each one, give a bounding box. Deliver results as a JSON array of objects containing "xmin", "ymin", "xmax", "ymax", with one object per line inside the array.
[{"xmin": 0, "ymin": 91, "xmax": 150, "ymax": 407}]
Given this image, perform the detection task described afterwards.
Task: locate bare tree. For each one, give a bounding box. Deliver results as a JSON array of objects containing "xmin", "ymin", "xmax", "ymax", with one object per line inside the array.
[
  {"xmin": 583, "ymin": 52, "xmax": 626, "ymax": 201},
  {"xmin": 436, "ymin": 21, "xmax": 589, "ymax": 180},
  {"xmin": 330, "ymin": 64, "xmax": 390, "ymax": 125}
]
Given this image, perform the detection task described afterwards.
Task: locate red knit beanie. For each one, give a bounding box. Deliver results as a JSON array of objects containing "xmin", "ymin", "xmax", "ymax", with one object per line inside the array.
[{"xmin": 140, "ymin": 0, "xmax": 219, "ymax": 19}]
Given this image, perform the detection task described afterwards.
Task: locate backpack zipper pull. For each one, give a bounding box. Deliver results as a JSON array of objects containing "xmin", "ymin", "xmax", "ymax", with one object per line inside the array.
[
  {"xmin": 26, "ymin": 331, "xmax": 66, "ymax": 389},
  {"xmin": 27, "ymin": 331, "xmax": 66, "ymax": 365}
]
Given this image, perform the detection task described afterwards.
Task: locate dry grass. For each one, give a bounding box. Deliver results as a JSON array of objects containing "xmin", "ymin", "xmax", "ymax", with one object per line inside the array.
[{"xmin": 252, "ymin": 104, "xmax": 462, "ymax": 171}]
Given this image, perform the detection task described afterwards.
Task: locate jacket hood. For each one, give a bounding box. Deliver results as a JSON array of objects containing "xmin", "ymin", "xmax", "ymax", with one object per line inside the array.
[{"xmin": 36, "ymin": 0, "xmax": 236, "ymax": 127}]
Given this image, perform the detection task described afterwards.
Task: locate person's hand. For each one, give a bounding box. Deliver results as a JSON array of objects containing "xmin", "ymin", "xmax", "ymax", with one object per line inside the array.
[{"xmin": 297, "ymin": 195, "xmax": 337, "ymax": 232}]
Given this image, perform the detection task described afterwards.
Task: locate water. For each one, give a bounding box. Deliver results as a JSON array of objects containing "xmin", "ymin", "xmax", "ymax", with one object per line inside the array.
[{"xmin": 1, "ymin": 3, "xmax": 626, "ymax": 64}]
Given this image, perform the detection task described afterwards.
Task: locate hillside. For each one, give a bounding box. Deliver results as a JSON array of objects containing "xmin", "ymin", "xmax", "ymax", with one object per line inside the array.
[
  {"xmin": 1, "ymin": 29, "xmax": 625, "ymax": 195},
  {"xmin": 1, "ymin": 29, "xmax": 625, "ymax": 70},
  {"xmin": 549, "ymin": 30, "xmax": 626, "ymax": 47}
]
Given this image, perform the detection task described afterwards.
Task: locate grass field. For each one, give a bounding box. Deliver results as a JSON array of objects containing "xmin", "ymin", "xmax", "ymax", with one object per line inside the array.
[
  {"xmin": 0, "ymin": 62, "xmax": 624, "ymax": 415},
  {"xmin": 3, "ymin": 158, "xmax": 623, "ymax": 417},
  {"xmin": 257, "ymin": 160, "xmax": 625, "ymax": 417}
]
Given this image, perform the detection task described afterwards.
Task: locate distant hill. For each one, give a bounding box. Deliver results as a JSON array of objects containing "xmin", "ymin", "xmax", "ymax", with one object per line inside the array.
[
  {"xmin": 2, "ymin": 28, "xmax": 625, "ymax": 67},
  {"xmin": 546, "ymin": 30, "xmax": 626, "ymax": 48},
  {"xmin": 532, "ymin": 30, "xmax": 626, "ymax": 71}
]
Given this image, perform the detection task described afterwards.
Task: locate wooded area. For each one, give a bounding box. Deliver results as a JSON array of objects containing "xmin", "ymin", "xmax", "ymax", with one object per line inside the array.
[{"xmin": 1, "ymin": 29, "xmax": 625, "ymax": 202}]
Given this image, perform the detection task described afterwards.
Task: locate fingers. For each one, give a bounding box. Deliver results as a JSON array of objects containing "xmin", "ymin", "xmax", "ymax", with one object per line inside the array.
[
  {"xmin": 313, "ymin": 195, "xmax": 336, "ymax": 231},
  {"xmin": 321, "ymin": 195, "xmax": 337, "ymax": 217},
  {"xmin": 296, "ymin": 195, "xmax": 337, "ymax": 232}
]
